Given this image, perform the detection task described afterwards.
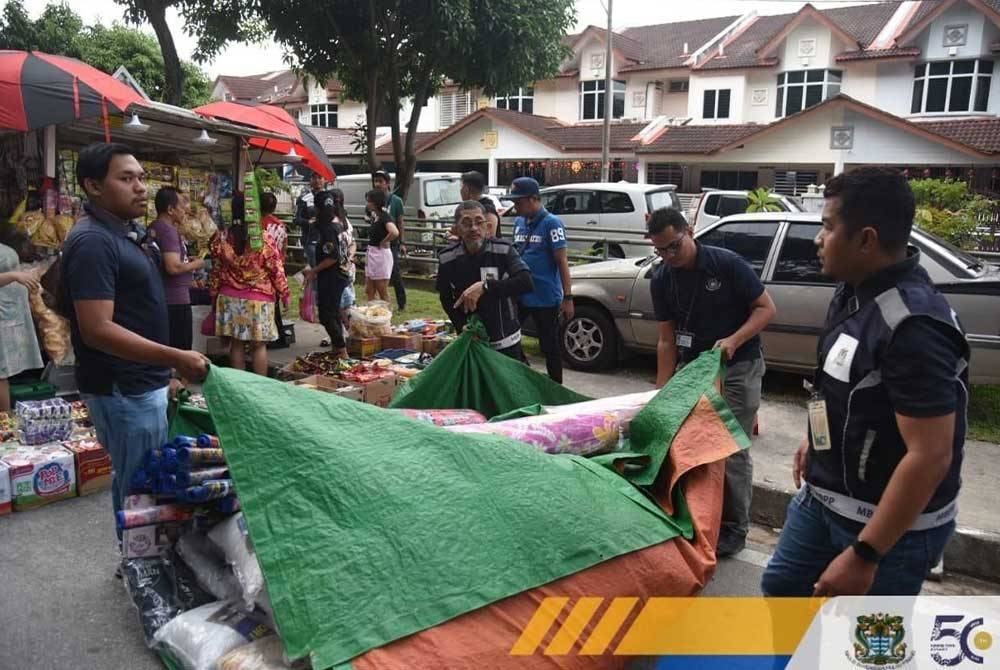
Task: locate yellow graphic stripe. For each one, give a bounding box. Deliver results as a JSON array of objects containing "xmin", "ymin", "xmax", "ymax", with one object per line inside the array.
[
  {"xmin": 544, "ymin": 597, "xmax": 605, "ymax": 655},
  {"xmin": 580, "ymin": 597, "xmax": 640, "ymax": 655},
  {"xmin": 510, "ymin": 597, "xmax": 569, "ymax": 656},
  {"xmin": 615, "ymin": 597, "xmax": 824, "ymax": 655}
]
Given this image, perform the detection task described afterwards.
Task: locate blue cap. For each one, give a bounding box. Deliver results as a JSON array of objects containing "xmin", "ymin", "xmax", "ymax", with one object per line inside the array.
[{"xmin": 507, "ymin": 177, "xmax": 540, "ymax": 199}]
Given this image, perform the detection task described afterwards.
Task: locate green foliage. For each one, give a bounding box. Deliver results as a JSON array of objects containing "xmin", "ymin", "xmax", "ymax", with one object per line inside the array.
[
  {"xmin": 0, "ymin": 1, "xmax": 212, "ymax": 108},
  {"xmin": 349, "ymin": 118, "xmax": 372, "ymax": 172},
  {"xmin": 745, "ymin": 187, "xmax": 783, "ymax": 213},
  {"xmin": 254, "ymin": 167, "xmax": 290, "ymax": 194},
  {"xmin": 910, "ymin": 178, "xmax": 996, "ymax": 249}
]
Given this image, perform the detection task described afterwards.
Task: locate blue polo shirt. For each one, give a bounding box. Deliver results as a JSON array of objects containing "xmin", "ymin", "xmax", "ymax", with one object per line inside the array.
[
  {"xmin": 60, "ymin": 204, "xmax": 170, "ymax": 395},
  {"xmin": 650, "ymin": 242, "xmax": 765, "ymax": 365},
  {"xmin": 513, "ymin": 208, "xmax": 566, "ymax": 308}
]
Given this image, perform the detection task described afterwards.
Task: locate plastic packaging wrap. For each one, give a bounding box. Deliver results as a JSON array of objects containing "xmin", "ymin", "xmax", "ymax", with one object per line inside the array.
[
  {"xmin": 162, "ymin": 547, "xmax": 215, "ymax": 612},
  {"xmin": 208, "ymin": 513, "xmax": 265, "ymax": 611},
  {"xmin": 121, "ymin": 556, "xmax": 179, "ymax": 646},
  {"xmin": 348, "ymin": 301, "xmax": 392, "ymax": 337},
  {"xmin": 24, "ymin": 260, "xmax": 72, "ymax": 364},
  {"xmin": 175, "ymin": 532, "xmax": 244, "ymax": 603},
  {"xmin": 395, "ymin": 408, "xmax": 488, "ymax": 427},
  {"xmin": 153, "ymin": 601, "xmax": 274, "ymax": 670},
  {"xmin": 218, "ymin": 637, "xmax": 294, "ymax": 670},
  {"xmin": 176, "ymin": 447, "xmax": 226, "ymax": 467},
  {"xmin": 177, "ymin": 479, "xmax": 234, "ymax": 503},
  {"xmin": 117, "ymin": 504, "xmax": 194, "ymax": 530},
  {"xmin": 177, "ymin": 466, "xmax": 229, "ymax": 488}
]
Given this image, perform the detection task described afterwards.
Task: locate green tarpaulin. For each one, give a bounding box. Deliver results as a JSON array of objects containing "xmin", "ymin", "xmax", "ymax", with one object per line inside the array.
[{"xmin": 190, "ymin": 337, "xmax": 733, "ymax": 669}]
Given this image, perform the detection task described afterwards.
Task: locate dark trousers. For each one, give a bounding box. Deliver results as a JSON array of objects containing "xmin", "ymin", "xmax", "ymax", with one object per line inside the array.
[
  {"xmin": 518, "ymin": 304, "xmax": 563, "ymax": 383},
  {"xmin": 167, "ymin": 304, "xmax": 193, "ymax": 351},
  {"xmin": 497, "ymin": 342, "xmax": 527, "ymax": 363},
  {"xmin": 390, "ymin": 242, "xmax": 407, "ymax": 310},
  {"xmin": 273, "ymin": 295, "xmax": 286, "ymax": 345},
  {"xmin": 318, "ymin": 276, "xmax": 348, "ymax": 350}
]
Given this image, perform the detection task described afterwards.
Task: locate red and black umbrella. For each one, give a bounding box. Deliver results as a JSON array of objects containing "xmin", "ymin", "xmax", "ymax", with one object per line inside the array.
[
  {"xmin": 194, "ymin": 100, "xmax": 336, "ymax": 181},
  {"xmin": 0, "ymin": 50, "xmax": 144, "ymax": 132}
]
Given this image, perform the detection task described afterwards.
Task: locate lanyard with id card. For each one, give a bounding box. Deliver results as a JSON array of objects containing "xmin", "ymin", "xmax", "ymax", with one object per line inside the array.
[
  {"xmin": 672, "ymin": 271, "xmax": 699, "ymax": 354},
  {"xmin": 804, "ymin": 379, "xmax": 832, "ymax": 451}
]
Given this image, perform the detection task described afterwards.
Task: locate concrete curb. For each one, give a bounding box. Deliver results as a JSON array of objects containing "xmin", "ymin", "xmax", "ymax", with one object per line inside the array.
[{"xmin": 751, "ymin": 482, "xmax": 1000, "ymax": 583}]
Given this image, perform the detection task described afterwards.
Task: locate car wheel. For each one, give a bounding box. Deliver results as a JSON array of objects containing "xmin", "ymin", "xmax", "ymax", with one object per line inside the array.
[
  {"xmin": 561, "ymin": 304, "xmax": 617, "ymax": 371},
  {"xmin": 589, "ymin": 242, "xmax": 626, "ymax": 259}
]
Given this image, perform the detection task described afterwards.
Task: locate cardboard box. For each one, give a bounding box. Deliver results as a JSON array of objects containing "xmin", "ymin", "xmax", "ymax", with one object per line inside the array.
[
  {"xmin": 62, "ymin": 438, "xmax": 112, "ymax": 496},
  {"xmin": 291, "ymin": 375, "xmax": 364, "ymax": 402},
  {"xmin": 123, "ymin": 522, "xmax": 183, "ymax": 559},
  {"xmin": 276, "ymin": 362, "xmax": 309, "ymax": 382},
  {"xmin": 0, "ymin": 461, "xmax": 11, "ymax": 516},
  {"xmin": 1, "ymin": 444, "xmax": 77, "ymax": 511},
  {"xmin": 334, "ymin": 374, "xmax": 397, "ymax": 407},
  {"xmin": 422, "ymin": 336, "xmax": 454, "ymax": 357},
  {"xmin": 348, "ymin": 337, "xmax": 382, "ymax": 359},
  {"xmin": 379, "ymin": 333, "xmax": 423, "ymax": 352}
]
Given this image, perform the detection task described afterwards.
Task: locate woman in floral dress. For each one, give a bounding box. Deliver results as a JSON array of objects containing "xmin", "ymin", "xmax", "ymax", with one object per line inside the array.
[
  {"xmin": 0, "ymin": 242, "xmax": 43, "ymax": 411},
  {"xmin": 210, "ymin": 224, "xmax": 290, "ymax": 375}
]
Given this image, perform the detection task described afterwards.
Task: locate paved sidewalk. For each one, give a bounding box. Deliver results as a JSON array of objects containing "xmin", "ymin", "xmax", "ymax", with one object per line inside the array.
[{"xmin": 195, "ymin": 308, "xmax": 1000, "ymax": 583}]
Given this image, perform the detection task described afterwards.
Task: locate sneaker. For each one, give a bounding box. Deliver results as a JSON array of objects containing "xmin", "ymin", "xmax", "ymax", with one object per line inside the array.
[
  {"xmin": 320, "ymin": 339, "xmax": 331, "ymax": 347},
  {"xmin": 716, "ymin": 535, "xmax": 746, "ymax": 558}
]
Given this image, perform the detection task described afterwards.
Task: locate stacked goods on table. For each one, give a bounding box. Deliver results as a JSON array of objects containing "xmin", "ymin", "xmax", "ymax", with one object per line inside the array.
[
  {"xmin": 119, "ymin": 432, "xmax": 292, "ymax": 670},
  {"xmin": 0, "ymin": 399, "xmax": 112, "ymax": 514}
]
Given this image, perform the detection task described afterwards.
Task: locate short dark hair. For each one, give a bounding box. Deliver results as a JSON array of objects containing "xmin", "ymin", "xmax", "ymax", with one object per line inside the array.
[
  {"xmin": 461, "ymin": 171, "xmax": 486, "ymax": 193},
  {"xmin": 366, "ymin": 189, "xmax": 387, "ymax": 209},
  {"xmin": 154, "ymin": 186, "xmax": 182, "ymax": 215},
  {"xmin": 76, "ymin": 142, "xmax": 135, "ymax": 192},
  {"xmin": 646, "ymin": 207, "xmax": 688, "ymax": 236},
  {"xmin": 260, "ymin": 192, "xmax": 277, "ymax": 215},
  {"xmin": 455, "ymin": 200, "xmax": 485, "ymax": 221},
  {"xmin": 372, "ymin": 170, "xmax": 390, "ymax": 184},
  {"xmin": 824, "ymin": 166, "xmax": 914, "ymax": 251}
]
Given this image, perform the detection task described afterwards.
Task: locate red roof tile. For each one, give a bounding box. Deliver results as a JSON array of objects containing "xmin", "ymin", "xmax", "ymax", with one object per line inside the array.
[
  {"xmin": 822, "ymin": 2, "xmax": 902, "ymax": 47},
  {"xmin": 306, "ymin": 126, "xmax": 358, "ymax": 156},
  {"xmin": 836, "ymin": 46, "xmax": 920, "ymax": 62},
  {"xmin": 545, "ymin": 121, "xmax": 648, "ymax": 151},
  {"xmin": 375, "ymin": 132, "xmax": 442, "ymax": 155},
  {"xmin": 619, "ymin": 15, "xmax": 740, "ymax": 71},
  {"xmin": 914, "ymin": 118, "xmax": 1000, "ymax": 154},
  {"xmin": 697, "ymin": 14, "xmax": 790, "ymax": 70},
  {"xmin": 635, "ymin": 123, "xmax": 763, "ymax": 154}
]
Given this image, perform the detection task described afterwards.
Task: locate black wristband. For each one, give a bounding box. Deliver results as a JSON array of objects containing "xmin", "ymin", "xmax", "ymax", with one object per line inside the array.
[{"xmin": 852, "ymin": 539, "xmax": 882, "ymax": 564}]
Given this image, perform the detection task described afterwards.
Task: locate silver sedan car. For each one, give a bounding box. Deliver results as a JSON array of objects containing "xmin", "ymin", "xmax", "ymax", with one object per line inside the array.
[{"xmin": 562, "ymin": 213, "xmax": 1000, "ymax": 385}]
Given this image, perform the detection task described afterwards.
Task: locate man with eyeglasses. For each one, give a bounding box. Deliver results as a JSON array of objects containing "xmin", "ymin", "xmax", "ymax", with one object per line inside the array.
[
  {"xmin": 646, "ymin": 207, "xmax": 776, "ymax": 558},
  {"xmin": 436, "ymin": 200, "xmax": 533, "ymax": 361}
]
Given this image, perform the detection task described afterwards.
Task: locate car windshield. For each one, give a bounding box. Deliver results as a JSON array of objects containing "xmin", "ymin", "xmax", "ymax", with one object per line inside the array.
[
  {"xmin": 423, "ymin": 178, "xmax": 463, "ymax": 207},
  {"xmin": 645, "ymin": 189, "xmax": 678, "ymax": 212},
  {"xmin": 913, "ymin": 226, "xmax": 986, "ymax": 275}
]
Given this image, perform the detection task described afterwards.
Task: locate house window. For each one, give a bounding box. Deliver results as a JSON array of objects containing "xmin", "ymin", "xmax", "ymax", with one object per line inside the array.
[
  {"xmin": 496, "ymin": 87, "xmax": 534, "ymax": 114},
  {"xmin": 775, "ymin": 69, "xmax": 841, "ymax": 118},
  {"xmin": 440, "ymin": 90, "xmax": 474, "ymax": 127},
  {"xmin": 580, "ymin": 79, "xmax": 626, "ymax": 121},
  {"xmin": 223, "ymin": 92, "xmax": 233, "ymax": 102},
  {"xmin": 668, "ymin": 79, "xmax": 689, "ymax": 93},
  {"xmin": 910, "ymin": 60, "xmax": 993, "ymax": 114},
  {"xmin": 310, "ymin": 103, "xmax": 337, "ymax": 128},
  {"xmin": 700, "ymin": 170, "xmax": 758, "ymax": 190},
  {"xmin": 702, "ymin": 89, "xmax": 731, "ymax": 119}
]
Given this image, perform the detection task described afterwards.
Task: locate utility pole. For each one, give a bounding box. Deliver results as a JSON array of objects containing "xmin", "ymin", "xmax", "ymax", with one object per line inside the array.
[{"xmin": 600, "ymin": 0, "xmax": 613, "ymax": 182}]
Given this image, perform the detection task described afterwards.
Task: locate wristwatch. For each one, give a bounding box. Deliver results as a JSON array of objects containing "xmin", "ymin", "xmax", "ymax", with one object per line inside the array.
[
  {"xmin": 563, "ymin": 293, "xmax": 573, "ymax": 301},
  {"xmin": 852, "ymin": 539, "xmax": 882, "ymax": 564}
]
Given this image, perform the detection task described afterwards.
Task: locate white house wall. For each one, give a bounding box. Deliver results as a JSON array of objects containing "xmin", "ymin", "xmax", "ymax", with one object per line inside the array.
[
  {"xmin": 917, "ymin": 2, "xmax": 989, "ymax": 61},
  {"xmin": 874, "ymin": 61, "xmax": 914, "ymax": 118},
  {"xmin": 840, "ymin": 61, "xmax": 878, "ymax": 108},
  {"xmin": 688, "ymin": 72, "xmax": 746, "ymax": 123},
  {"xmin": 845, "ymin": 109, "xmax": 995, "ymax": 164},
  {"xmin": 781, "ymin": 17, "xmax": 837, "ymax": 70},
  {"xmin": 745, "ymin": 70, "xmax": 776, "ymax": 124},
  {"xmin": 710, "ymin": 104, "xmax": 844, "ymax": 164}
]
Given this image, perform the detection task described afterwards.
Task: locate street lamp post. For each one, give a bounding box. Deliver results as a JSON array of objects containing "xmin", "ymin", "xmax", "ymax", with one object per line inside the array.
[{"xmin": 601, "ymin": 0, "xmax": 613, "ymax": 183}]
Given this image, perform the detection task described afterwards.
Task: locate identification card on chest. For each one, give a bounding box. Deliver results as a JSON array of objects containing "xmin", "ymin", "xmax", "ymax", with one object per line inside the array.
[
  {"xmin": 675, "ymin": 330, "xmax": 694, "ymax": 349},
  {"xmin": 808, "ymin": 393, "xmax": 832, "ymax": 451}
]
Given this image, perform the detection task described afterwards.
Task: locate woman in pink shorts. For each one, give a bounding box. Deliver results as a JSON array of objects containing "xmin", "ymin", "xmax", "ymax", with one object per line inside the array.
[{"xmin": 364, "ymin": 189, "xmax": 399, "ymax": 302}]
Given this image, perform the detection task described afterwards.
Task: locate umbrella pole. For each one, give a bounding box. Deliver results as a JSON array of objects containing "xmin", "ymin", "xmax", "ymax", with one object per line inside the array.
[{"xmin": 101, "ymin": 97, "xmax": 110, "ymax": 143}]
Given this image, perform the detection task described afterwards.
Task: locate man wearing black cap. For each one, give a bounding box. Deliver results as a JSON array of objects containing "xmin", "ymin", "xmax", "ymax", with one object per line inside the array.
[
  {"xmin": 509, "ymin": 177, "xmax": 573, "ymax": 383},
  {"xmin": 373, "ymin": 170, "xmax": 407, "ymax": 312},
  {"xmin": 460, "ymin": 171, "xmax": 500, "ymax": 237}
]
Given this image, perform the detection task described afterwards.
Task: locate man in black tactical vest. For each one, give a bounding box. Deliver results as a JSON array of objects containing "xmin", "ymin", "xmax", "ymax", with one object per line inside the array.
[
  {"xmin": 436, "ymin": 201, "xmax": 534, "ymax": 361},
  {"xmin": 762, "ymin": 166, "xmax": 969, "ymax": 596}
]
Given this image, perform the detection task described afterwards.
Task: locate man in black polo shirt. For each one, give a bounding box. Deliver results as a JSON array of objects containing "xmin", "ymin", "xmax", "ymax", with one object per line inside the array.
[
  {"xmin": 647, "ymin": 207, "xmax": 776, "ymax": 557},
  {"xmin": 436, "ymin": 201, "xmax": 533, "ymax": 360},
  {"xmin": 60, "ymin": 143, "xmax": 209, "ymax": 535}
]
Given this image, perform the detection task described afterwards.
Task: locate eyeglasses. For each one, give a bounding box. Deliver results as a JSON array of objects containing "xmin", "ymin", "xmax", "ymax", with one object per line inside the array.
[
  {"xmin": 459, "ymin": 217, "xmax": 487, "ymax": 229},
  {"xmin": 653, "ymin": 236, "xmax": 685, "ymax": 256}
]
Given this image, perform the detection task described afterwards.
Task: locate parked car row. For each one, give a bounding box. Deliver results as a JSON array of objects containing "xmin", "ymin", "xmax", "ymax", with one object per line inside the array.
[{"xmin": 562, "ymin": 213, "xmax": 1000, "ymax": 385}]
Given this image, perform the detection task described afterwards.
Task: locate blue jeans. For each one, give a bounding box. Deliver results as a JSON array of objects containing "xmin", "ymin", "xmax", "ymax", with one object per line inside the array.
[
  {"xmin": 761, "ymin": 486, "xmax": 954, "ymax": 596},
  {"xmin": 83, "ymin": 385, "xmax": 169, "ymax": 540}
]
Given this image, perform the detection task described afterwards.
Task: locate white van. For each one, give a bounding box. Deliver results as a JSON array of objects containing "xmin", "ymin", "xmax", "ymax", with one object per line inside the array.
[{"xmin": 334, "ymin": 172, "xmax": 464, "ymax": 225}]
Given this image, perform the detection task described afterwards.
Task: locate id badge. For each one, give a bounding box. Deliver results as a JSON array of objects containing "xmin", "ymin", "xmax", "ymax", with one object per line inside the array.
[
  {"xmin": 675, "ymin": 330, "xmax": 694, "ymax": 349},
  {"xmin": 808, "ymin": 394, "xmax": 832, "ymax": 451}
]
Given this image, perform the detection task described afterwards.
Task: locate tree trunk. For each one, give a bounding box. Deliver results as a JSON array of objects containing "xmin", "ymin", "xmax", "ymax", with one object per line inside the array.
[
  {"xmin": 141, "ymin": 0, "xmax": 184, "ymax": 106},
  {"xmin": 365, "ymin": 78, "xmax": 380, "ymax": 173},
  {"xmin": 396, "ymin": 77, "xmax": 430, "ymax": 204}
]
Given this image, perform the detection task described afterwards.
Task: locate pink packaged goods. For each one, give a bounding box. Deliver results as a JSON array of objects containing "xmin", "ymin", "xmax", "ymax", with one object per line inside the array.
[
  {"xmin": 396, "ymin": 409, "xmax": 488, "ymax": 427},
  {"xmin": 0, "ymin": 460, "xmax": 11, "ymax": 515},
  {"xmin": 1, "ymin": 444, "xmax": 77, "ymax": 510}
]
